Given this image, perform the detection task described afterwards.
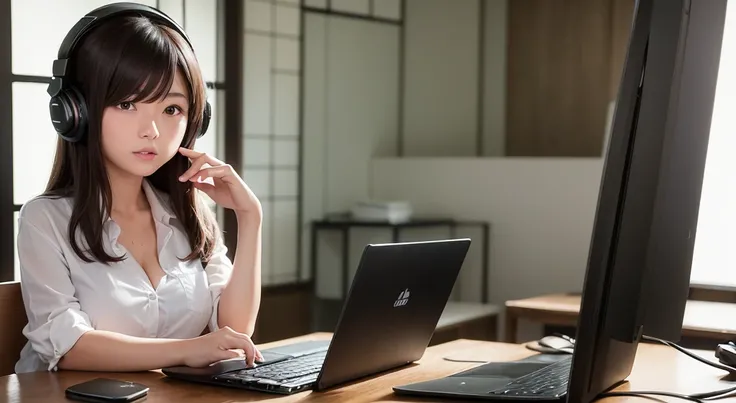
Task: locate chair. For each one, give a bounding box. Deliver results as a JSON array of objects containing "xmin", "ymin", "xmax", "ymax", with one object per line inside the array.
[{"xmin": 0, "ymin": 281, "xmax": 28, "ymax": 376}]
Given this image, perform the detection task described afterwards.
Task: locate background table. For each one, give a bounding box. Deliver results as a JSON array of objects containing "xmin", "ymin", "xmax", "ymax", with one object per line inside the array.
[{"xmin": 505, "ymin": 293, "xmax": 736, "ymax": 344}]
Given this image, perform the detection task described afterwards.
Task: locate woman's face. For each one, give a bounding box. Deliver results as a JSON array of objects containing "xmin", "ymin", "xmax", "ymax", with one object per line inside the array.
[{"xmin": 101, "ymin": 70, "xmax": 190, "ymax": 179}]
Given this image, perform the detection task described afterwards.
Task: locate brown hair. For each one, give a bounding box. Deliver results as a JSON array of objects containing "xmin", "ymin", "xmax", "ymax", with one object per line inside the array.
[{"xmin": 44, "ymin": 14, "xmax": 219, "ymax": 264}]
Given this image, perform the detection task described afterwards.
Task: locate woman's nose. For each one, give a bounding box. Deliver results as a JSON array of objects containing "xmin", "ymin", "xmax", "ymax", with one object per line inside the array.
[{"xmin": 139, "ymin": 118, "xmax": 160, "ymax": 139}]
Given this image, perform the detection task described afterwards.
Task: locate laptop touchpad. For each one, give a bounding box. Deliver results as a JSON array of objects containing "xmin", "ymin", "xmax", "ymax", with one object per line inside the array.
[
  {"xmin": 451, "ymin": 361, "xmax": 551, "ymax": 379},
  {"xmin": 261, "ymin": 340, "xmax": 330, "ymax": 357}
]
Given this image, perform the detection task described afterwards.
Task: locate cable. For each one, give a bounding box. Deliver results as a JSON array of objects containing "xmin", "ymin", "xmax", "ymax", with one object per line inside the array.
[
  {"xmin": 441, "ymin": 357, "xmax": 488, "ymax": 363},
  {"xmin": 599, "ymin": 383, "xmax": 736, "ymax": 402},
  {"xmin": 642, "ymin": 335, "xmax": 736, "ymax": 374},
  {"xmin": 599, "ymin": 390, "xmax": 705, "ymax": 402},
  {"xmin": 596, "ymin": 336, "xmax": 736, "ymax": 402},
  {"xmin": 695, "ymin": 384, "xmax": 736, "ymax": 400}
]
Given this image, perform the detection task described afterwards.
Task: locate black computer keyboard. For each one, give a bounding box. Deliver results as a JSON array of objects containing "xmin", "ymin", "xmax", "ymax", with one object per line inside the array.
[
  {"xmin": 232, "ymin": 350, "xmax": 327, "ymax": 383},
  {"xmin": 487, "ymin": 355, "xmax": 572, "ymax": 398}
]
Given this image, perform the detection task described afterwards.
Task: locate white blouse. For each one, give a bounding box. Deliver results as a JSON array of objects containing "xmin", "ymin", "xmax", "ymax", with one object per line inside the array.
[{"xmin": 14, "ymin": 180, "xmax": 233, "ymax": 373}]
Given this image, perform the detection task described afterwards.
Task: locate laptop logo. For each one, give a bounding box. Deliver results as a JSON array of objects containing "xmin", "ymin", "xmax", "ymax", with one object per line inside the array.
[{"xmin": 394, "ymin": 289, "xmax": 410, "ymax": 307}]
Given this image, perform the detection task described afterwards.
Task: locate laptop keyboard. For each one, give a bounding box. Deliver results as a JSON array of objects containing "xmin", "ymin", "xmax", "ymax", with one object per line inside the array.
[
  {"xmin": 487, "ymin": 355, "xmax": 572, "ymax": 398},
  {"xmin": 230, "ymin": 350, "xmax": 327, "ymax": 383}
]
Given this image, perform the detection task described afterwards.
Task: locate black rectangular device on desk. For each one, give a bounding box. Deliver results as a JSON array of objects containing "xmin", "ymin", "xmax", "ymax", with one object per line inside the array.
[
  {"xmin": 65, "ymin": 378, "xmax": 149, "ymax": 403},
  {"xmin": 163, "ymin": 238, "xmax": 471, "ymax": 394}
]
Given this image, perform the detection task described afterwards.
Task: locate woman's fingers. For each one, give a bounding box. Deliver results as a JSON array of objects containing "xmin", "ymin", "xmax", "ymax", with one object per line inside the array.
[
  {"xmin": 179, "ymin": 156, "xmax": 208, "ymax": 182},
  {"xmin": 216, "ymin": 349, "xmax": 242, "ymax": 362},
  {"xmin": 187, "ymin": 165, "xmax": 234, "ymax": 183},
  {"xmin": 218, "ymin": 327, "xmax": 259, "ymax": 366},
  {"xmin": 178, "ymin": 148, "xmax": 225, "ymax": 182},
  {"xmin": 226, "ymin": 334, "xmax": 257, "ymax": 367},
  {"xmin": 192, "ymin": 181, "xmax": 216, "ymax": 197},
  {"xmin": 239, "ymin": 340, "xmax": 257, "ymax": 367},
  {"xmin": 179, "ymin": 147, "xmax": 223, "ymax": 165},
  {"xmin": 178, "ymin": 146, "xmax": 206, "ymax": 160}
]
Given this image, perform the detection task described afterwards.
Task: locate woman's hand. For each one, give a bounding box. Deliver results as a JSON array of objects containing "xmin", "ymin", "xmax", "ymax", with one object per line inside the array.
[
  {"xmin": 182, "ymin": 326, "xmax": 264, "ymax": 368},
  {"xmin": 178, "ymin": 147, "xmax": 262, "ymax": 216}
]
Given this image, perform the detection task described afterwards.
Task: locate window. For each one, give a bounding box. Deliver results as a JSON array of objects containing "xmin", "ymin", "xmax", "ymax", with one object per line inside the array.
[
  {"xmin": 690, "ymin": 0, "xmax": 736, "ymax": 289},
  {"xmin": 305, "ymin": 0, "xmax": 402, "ymax": 20},
  {"xmin": 4, "ymin": 0, "xmax": 225, "ymax": 281},
  {"xmin": 13, "ymin": 211, "xmax": 19, "ymax": 281},
  {"xmin": 11, "ymin": 0, "xmax": 159, "ymax": 77},
  {"xmin": 243, "ymin": 0, "xmax": 302, "ymax": 285},
  {"xmin": 12, "ymin": 82, "xmax": 58, "ymax": 205}
]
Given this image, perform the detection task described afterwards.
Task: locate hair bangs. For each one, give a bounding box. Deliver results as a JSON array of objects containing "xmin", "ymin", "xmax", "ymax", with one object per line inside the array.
[
  {"xmin": 104, "ymin": 17, "xmax": 180, "ymax": 106},
  {"xmin": 156, "ymin": 24, "xmax": 208, "ymax": 148}
]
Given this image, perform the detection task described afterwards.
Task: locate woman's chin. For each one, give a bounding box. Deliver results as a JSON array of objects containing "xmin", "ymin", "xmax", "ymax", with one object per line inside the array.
[{"xmin": 128, "ymin": 162, "xmax": 163, "ymax": 178}]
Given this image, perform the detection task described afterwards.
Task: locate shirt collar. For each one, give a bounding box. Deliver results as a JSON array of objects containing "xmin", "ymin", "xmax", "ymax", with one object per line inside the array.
[
  {"xmin": 141, "ymin": 179, "xmax": 176, "ymax": 224},
  {"xmin": 102, "ymin": 179, "xmax": 176, "ymax": 225}
]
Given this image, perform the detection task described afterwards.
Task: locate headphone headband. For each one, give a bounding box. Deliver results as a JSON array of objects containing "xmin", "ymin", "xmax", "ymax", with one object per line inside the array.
[
  {"xmin": 47, "ymin": 2, "xmax": 210, "ymax": 143},
  {"xmin": 53, "ymin": 2, "xmax": 193, "ymax": 79}
]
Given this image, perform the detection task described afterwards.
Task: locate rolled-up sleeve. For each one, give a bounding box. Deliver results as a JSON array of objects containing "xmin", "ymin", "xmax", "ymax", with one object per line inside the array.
[
  {"xmin": 17, "ymin": 215, "xmax": 94, "ymax": 372},
  {"xmin": 203, "ymin": 235, "xmax": 234, "ymax": 331}
]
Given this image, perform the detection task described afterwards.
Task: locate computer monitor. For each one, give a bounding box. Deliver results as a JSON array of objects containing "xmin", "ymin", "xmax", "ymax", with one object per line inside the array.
[
  {"xmin": 567, "ymin": 0, "xmax": 728, "ymax": 401},
  {"xmin": 393, "ymin": 1, "xmax": 729, "ymax": 401}
]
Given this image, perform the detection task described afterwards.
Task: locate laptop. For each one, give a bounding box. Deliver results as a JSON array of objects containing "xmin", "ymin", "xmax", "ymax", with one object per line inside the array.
[{"xmin": 162, "ymin": 238, "xmax": 471, "ymax": 394}]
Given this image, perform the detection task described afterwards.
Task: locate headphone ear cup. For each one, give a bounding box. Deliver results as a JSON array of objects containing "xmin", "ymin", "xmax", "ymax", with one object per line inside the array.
[
  {"xmin": 198, "ymin": 101, "xmax": 211, "ymax": 139},
  {"xmin": 70, "ymin": 86, "xmax": 89, "ymax": 142},
  {"xmin": 49, "ymin": 91, "xmax": 75, "ymax": 140},
  {"xmin": 49, "ymin": 86, "xmax": 88, "ymax": 143}
]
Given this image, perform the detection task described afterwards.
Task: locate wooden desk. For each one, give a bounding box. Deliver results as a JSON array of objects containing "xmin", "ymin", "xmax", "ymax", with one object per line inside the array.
[
  {"xmin": 2, "ymin": 332, "xmax": 735, "ymax": 402},
  {"xmin": 313, "ymin": 300, "xmax": 501, "ymax": 347},
  {"xmin": 505, "ymin": 293, "xmax": 736, "ymax": 343}
]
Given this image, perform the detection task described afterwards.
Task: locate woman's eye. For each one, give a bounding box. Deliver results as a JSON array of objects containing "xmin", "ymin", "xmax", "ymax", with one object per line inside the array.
[
  {"xmin": 164, "ymin": 105, "xmax": 182, "ymax": 116},
  {"xmin": 118, "ymin": 102, "xmax": 133, "ymax": 110}
]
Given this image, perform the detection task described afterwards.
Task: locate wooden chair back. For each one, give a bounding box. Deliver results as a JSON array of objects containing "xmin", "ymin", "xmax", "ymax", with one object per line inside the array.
[{"xmin": 0, "ymin": 281, "xmax": 27, "ymax": 376}]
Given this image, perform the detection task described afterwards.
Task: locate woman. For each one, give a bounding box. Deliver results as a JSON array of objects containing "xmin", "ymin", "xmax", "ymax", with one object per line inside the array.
[{"xmin": 15, "ymin": 4, "xmax": 263, "ymax": 373}]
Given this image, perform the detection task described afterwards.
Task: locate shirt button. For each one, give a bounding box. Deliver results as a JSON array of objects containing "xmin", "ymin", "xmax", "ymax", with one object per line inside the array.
[{"xmin": 148, "ymin": 293, "xmax": 156, "ymax": 301}]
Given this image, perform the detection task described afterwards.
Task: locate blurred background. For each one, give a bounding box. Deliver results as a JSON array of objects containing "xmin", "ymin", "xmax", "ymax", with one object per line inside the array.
[{"xmin": 2, "ymin": 0, "xmax": 734, "ymax": 349}]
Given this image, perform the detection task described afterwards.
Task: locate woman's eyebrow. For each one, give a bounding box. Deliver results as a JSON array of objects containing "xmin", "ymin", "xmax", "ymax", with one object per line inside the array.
[{"xmin": 166, "ymin": 92, "xmax": 188, "ymax": 100}]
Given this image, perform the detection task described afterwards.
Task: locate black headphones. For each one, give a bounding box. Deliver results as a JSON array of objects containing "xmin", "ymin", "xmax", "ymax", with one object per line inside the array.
[{"xmin": 47, "ymin": 2, "xmax": 211, "ymax": 143}]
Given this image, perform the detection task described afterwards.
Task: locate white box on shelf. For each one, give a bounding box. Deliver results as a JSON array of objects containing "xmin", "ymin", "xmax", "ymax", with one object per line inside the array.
[{"xmin": 350, "ymin": 201, "xmax": 413, "ymax": 224}]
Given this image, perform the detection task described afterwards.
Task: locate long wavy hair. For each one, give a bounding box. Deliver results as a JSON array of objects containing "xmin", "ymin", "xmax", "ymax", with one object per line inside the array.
[{"xmin": 43, "ymin": 13, "xmax": 219, "ymax": 265}]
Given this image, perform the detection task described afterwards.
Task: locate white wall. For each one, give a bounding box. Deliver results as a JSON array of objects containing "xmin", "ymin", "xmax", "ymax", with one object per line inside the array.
[
  {"xmin": 302, "ymin": 12, "xmax": 401, "ymax": 297},
  {"xmin": 370, "ymin": 157, "xmax": 605, "ymax": 306},
  {"xmin": 401, "ymin": 0, "xmax": 507, "ymax": 157},
  {"xmin": 402, "ymin": 0, "xmax": 480, "ymax": 156}
]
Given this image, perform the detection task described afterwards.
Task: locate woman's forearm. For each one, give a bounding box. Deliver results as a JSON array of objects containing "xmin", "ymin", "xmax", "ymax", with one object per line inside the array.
[
  {"xmin": 217, "ymin": 211, "xmax": 262, "ymax": 336},
  {"xmin": 58, "ymin": 330, "xmax": 189, "ymax": 372}
]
